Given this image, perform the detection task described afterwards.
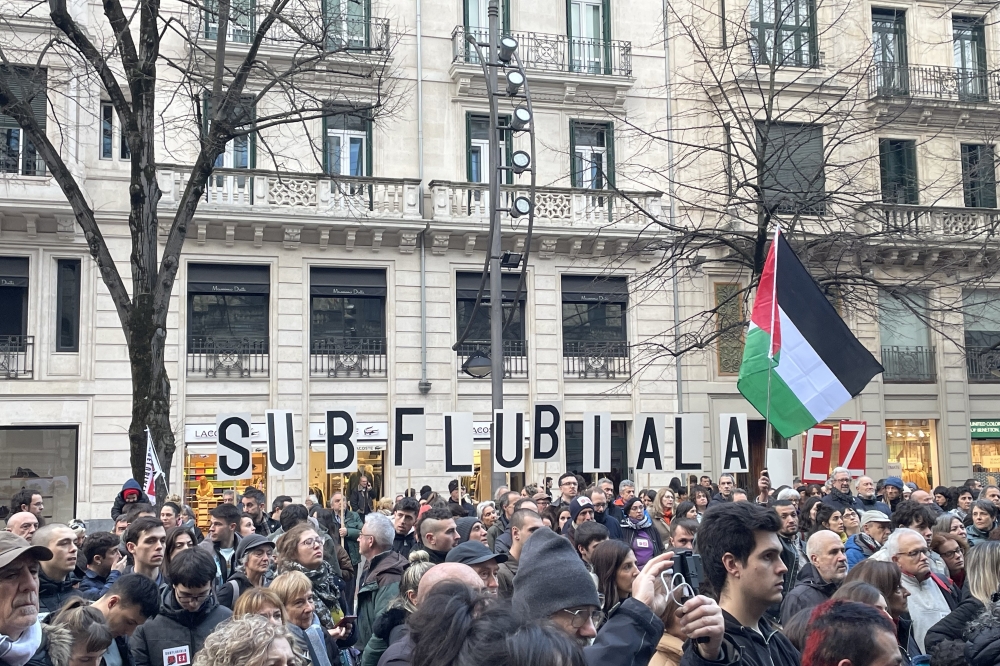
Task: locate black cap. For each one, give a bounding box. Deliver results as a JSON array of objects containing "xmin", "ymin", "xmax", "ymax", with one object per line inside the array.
[
  {"xmin": 448, "ymin": 480, "xmax": 459, "ymax": 493},
  {"xmin": 235, "ymin": 533, "xmax": 274, "ymax": 562},
  {"xmin": 445, "ymin": 540, "xmax": 508, "ymax": 566}
]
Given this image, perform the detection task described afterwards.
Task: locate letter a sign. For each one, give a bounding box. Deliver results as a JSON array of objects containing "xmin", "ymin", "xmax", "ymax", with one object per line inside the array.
[
  {"xmin": 634, "ymin": 413, "xmax": 665, "ymax": 472},
  {"xmin": 719, "ymin": 413, "xmax": 749, "ymax": 473}
]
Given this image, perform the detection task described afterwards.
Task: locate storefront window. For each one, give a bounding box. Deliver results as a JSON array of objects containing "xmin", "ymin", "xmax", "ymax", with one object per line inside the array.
[
  {"xmin": 308, "ymin": 445, "xmax": 385, "ymax": 508},
  {"xmin": 0, "ymin": 427, "xmax": 77, "ymax": 524},
  {"xmin": 183, "ymin": 449, "xmax": 267, "ymax": 533},
  {"xmin": 971, "ymin": 419, "xmax": 1000, "ymax": 486},
  {"xmin": 885, "ymin": 419, "xmax": 937, "ymax": 490}
]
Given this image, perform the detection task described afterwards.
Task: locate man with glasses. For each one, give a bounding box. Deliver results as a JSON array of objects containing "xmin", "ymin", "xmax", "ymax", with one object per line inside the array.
[
  {"xmin": 823, "ymin": 467, "xmax": 862, "ymax": 514},
  {"xmin": 554, "ymin": 473, "xmax": 579, "ymax": 511},
  {"xmin": 887, "ymin": 527, "xmax": 954, "ymax": 653},
  {"xmin": 131, "ymin": 548, "xmax": 231, "ymax": 666},
  {"xmin": 356, "ymin": 513, "xmax": 408, "ymax": 654},
  {"xmin": 588, "ymin": 486, "xmax": 623, "ymax": 540}
]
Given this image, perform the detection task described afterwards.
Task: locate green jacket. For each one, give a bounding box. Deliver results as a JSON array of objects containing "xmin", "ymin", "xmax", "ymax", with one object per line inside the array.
[
  {"xmin": 356, "ymin": 550, "xmax": 408, "ymax": 652},
  {"xmin": 337, "ymin": 510, "xmax": 364, "ymax": 565}
]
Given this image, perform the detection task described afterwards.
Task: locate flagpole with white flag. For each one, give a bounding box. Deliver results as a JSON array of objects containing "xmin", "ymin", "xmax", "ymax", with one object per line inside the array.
[{"xmin": 144, "ymin": 427, "xmax": 167, "ymax": 505}]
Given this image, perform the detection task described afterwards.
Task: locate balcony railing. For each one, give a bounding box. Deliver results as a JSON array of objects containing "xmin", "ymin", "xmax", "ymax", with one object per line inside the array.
[
  {"xmin": 861, "ymin": 203, "xmax": 1000, "ymax": 238},
  {"xmin": 429, "ymin": 181, "xmax": 659, "ymax": 228},
  {"xmin": 881, "ymin": 345, "xmax": 936, "ymax": 383},
  {"xmin": 195, "ymin": 7, "xmax": 390, "ymax": 52},
  {"xmin": 0, "ymin": 336, "xmax": 33, "ymax": 379},
  {"xmin": 310, "ymin": 337, "xmax": 387, "ymax": 378},
  {"xmin": 869, "ymin": 63, "xmax": 1000, "ymax": 104},
  {"xmin": 160, "ymin": 167, "xmax": 422, "ymax": 219},
  {"xmin": 457, "ymin": 340, "xmax": 528, "ymax": 379},
  {"xmin": 452, "ymin": 27, "xmax": 632, "ymax": 77},
  {"xmin": 563, "ymin": 341, "xmax": 629, "ymax": 379},
  {"xmin": 967, "ymin": 345, "xmax": 1000, "ymax": 383},
  {"xmin": 187, "ymin": 337, "xmax": 269, "ymax": 378}
]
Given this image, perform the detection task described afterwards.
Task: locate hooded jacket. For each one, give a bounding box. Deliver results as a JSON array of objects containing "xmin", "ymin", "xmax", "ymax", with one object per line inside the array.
[
  {"xmin": 649, "ymin": 633, "xmax": 684, "ymax": 666},
  {"xmin": 856, "ymin": 494, "xmax": 892, "ymax": 515},
  {"xmin": 356, "ymin": 550, "xmax": 409, "ymax": 652},
  {"xmin": 391, "ymin": 531, "xmax": 415, "ymax": 560},
  {"xmin": 197, "ymin": 533, "xmax": 241, "ymax": 587},
  {"xmin": 680, "ymin": 611, "xmax": 799, "ymax": 666},
  {"xmin": 111, "ymin": 480, "xmax": 151, "ymax": 521},
  {"xmin": 25, "ymin": 624, "xmax": 72, "ymax": 666},
  {"xmin": 37, "ymin": 571, "xmax": 84, "ymax": 615},
  {"xmin": 130, "ymin": 588, "xmax": 232, "ymax": 666},
  {"xmin": 780, "ymin": 562, "xmax": 839, "ymax": 625},
  {"xmin": 845, "ymin": 533, "xmax": 881, "ymax": 568},
  {"xmin": 964, "ymin": 599, "xmax": 1000, "ymax": 666}
]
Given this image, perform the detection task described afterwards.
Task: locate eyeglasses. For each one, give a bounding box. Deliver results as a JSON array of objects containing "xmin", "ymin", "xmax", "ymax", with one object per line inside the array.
[
  {"xmin": 176, "ymin": 590, "xmax": 211, "ymax": 603},
  {"xmin": 901, "ymin": 548, "xmax": 931, "ymax": 560},
  {"xmin": 299, "ymin": 537, "xmax": 323, "ymax": 548},
  {"xmin": 560, "ymin": 608, "xmax": 604, "ymax": 628},
  {"xmin": 359, "ymin": 533, "xmax": 374, "ymax": 540},
  {"xmin": 560, "ymin": 481, "xmax": 578, "ymax": 487},
  {"xmin": 940, "ymin": 548, "xmax": 963, "ymax": 558}
]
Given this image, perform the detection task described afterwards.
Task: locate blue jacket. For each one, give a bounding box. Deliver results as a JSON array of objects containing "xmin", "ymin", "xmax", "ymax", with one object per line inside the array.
[
  {"xmin": 78, "ymin": 568, "xmax": 121, "ymax": 601},
  {"xmin": 845, "ymin": 534, "xmax": 879, "ymax": 569},
  {"xmin": 596, "ymin": 511, "xmax": 624, "ymax": 540}
]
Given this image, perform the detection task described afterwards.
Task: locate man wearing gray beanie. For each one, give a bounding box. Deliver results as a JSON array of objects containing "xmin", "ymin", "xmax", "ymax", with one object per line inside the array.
[{"xmin": 512, "ymin": 527, "xmax": 696, "ymax": 664}]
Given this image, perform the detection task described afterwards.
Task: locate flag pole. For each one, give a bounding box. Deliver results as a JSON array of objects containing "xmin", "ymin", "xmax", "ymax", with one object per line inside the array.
[{"xmin": 764, "ymin": 226, "xmax": 781, "ymax": 454}]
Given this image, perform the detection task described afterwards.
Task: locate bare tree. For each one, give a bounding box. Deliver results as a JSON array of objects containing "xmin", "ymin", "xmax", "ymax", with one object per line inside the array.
[{"xmin": 0, "ymin": 0, "xmax": 397, "ymax": 491}]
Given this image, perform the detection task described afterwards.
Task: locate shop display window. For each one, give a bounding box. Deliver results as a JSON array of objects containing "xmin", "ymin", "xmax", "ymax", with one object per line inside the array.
[
  {"xmin": 971, "ymin": 420, "xmax": 1000, "ymax": 486},
  {"xmin": 0, "ymin": 427, "xmax": 77, "ymax": 524},
  {"xmin": 184, "ymin": 450, "xmax": 267, "ymax": 532},
  {"xmin": 308, "ymin": 448, "xmax": 385, "ymax": 508},
  {"xmin": 885, "ymin": 419, "xmax": 937, "ymax": 490}
]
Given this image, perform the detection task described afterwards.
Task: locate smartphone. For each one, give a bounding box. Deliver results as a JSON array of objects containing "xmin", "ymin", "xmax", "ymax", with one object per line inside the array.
[
  {"xmin": 335, "ymin": 615, "xmax": 357, "ymax": 629},
  {"xmin": 672, "ymin": 550, "xmax": 709, "ymax": 645}
]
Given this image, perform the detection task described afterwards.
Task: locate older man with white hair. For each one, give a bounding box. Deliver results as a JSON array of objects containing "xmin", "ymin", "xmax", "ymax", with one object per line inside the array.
[
  {"xmin": 0, "ymin": 532, "xmax": 53, "ymax": 666},
  {"xmin": 855, "ymin": 476, "xmax": 891, "ymax": 514},
  {"xmin": 886, "ymin": 527, "xmax": 955, "ymax": 653},
  {"xmin": 822, "ymin": 467, "xmax": 862, "ymax": 513},
  {"xmin": 3, "ymin": 515, "xmax": 38, "ymax": 544},
  {"xmin": 355, "ymin": 512, "xmax": 408, "ymax": 652},
  {"xmin": 780, "ymin": 529, "xmax": 848, "ymax": 624}
]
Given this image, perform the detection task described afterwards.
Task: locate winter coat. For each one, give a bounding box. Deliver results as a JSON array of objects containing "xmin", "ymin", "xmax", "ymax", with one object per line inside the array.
[
  {"xmin": 497, "ymin": 555, "xmax": 519, "ymax": 600},
  {"xmin": 376, "ymin": 634, "xmax": 412, "ymax": 666},
  {"xmin": 77, "ymin": 569, "xmax": 121, "ymax": 601},
  {"xmin": 486, "ymin": 515, "xmax": 509, "ymax": 552},
  {"xmin": 38, "ymin": 571, "xmax": 84, "ymax": 615},
  {"xmin": 447, "ymin": 498, "xmax": 475, "ymax": 518},
  {"xmin": 583, "ymin": 597, "xmax": 664, "ymax": 666},
  {"xmin": 197, "ymin": 535, "xmax": 241, "ymax": 587},
  {"xmin": 391, "ymin": 532, "xmax": 415, "ymax": 560},
  {"xmin": 619, "ymin": 520, "xmax": 665, "ymax": 563},
  {"xmin": 111, "ymin": 480, "xmax": 150, "ymax": 521},
  {"xmin": 361, "ymin": 607, "xmax": 409, "ymax": 666},
  {"xmin": 493, "ymin": 528, "xmax": 512, "ymax": 556},
  {"xmin": 130, "ymin": 588, "xmax": 232, "ymax": 666},
  {"xmin": 356, "ymin": 551, "xmax": 409, "ymax": 651},
  {"xmin": 680, "ymin": 611, "xmax": 800, "ymax": 666},
  {"xmin": 780, "ymin": 563, "xmax": 839, "ymax": 625},
  {"xmin": 596, "ymin": 511, "xmax": 625, "ymax": 541},
  {"xmin": 710, "ymin": 493, "xmax": 732, "ymax": 505},
  {"xmin": 349, "ymin": 488, "xmax": 375, "ymax": 517},
  {"xmin": 652, "ymin": 517, "xmax": 671, "ymax": 546},
  {"xmin": 822, "ymin": 490, "xmax": 862, "ymax": 513},
  {"xmin": 648, "ymin": 633, "xmax": 684, "ymax": 666},
  {"xmin": 926, "ymin": 587, "xmax": 984, "ymax": 652},
  {"xmin": 26, "ymin": 623, "xmax": 72, "ymax": 666},
  {"xmin": 215, "ymin": 571, "xmax": 256, "ymax": 610},
  {"xmin": 901, "ymin": 572, "xmax": 955, "ymax": 654},
  {"xmin": 845, "ymin": 533, "xmax": 880, "ymax": 569},
  {"xmin": 967, "ymin": 524, "xmax": 992, "ymax": 547},
  {"xmin": 965, "ymin": 600, "xmax": 1000, "ymax": 666},
  {"xmin": 856, "ymin": 495, "xmax": 893, "ymax": 515},
  {"xmin": 329, "ymin": 510, "xmax": 363, "ymax": 565}
]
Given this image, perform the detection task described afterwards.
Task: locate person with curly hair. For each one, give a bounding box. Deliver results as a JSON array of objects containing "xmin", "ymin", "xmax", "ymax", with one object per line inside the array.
[{"xmin": 192, "ymin": 615, "xmax": 296, "ymax": 666}]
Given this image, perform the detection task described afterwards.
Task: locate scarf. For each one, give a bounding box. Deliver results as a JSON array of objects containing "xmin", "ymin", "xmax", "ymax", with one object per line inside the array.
[
  {"xmin": 627, "ymin": 513, "xmax": 653, "ymax": 531},
  {"xmin": 856, "ymin": 532, "xmax": 881, "ymax": 555},
  {"xmin": 281, "ymin": 560, "xmax": 344, "ymax": 628},
  {"xmin": 829, "ymin": 488, "xmax": 855, "ymax": 506},
  {"xmin": 0, "ymin": 621, "xmax": 41, "ymax": 666}
]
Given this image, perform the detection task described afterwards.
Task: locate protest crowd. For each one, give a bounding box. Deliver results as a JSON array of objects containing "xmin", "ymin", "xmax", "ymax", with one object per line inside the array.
[{"xmin": 5, "ymin": 469, "xmax": 1000, "ymax": 666}]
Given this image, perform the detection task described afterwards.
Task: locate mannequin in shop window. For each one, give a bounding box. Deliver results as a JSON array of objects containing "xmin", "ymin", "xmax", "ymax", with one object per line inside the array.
[{"xmin": 905, "ymin": 463, "xmax": 930, "ymax": 492}]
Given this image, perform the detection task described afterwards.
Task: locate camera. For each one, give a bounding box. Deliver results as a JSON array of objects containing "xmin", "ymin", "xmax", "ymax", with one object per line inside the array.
[{"xmin": 672, "ymin": 549, "xmax": 703, "ymax": 596}]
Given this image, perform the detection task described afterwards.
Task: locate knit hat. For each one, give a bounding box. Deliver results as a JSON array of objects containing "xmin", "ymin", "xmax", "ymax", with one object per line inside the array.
[
  {"xmin": 419, "ymin": 485, "xmax": 433, "ymax": 500},
  {"xmin": 622, "ymin": 497, "xmax": 644, "ymax": 518},
  {"xmin": 883, "ymin": 477, "xmax": 904, "ymax": 490},
  {"xmin": 455, "ymin": 516, "xmax": 480, "ymax": 544},
  {"xmin": 569, "ymin": 496, "xmax": 594, "ymax": 523},
  {"xmin": 123, "ymin": 488, "xmax": 141, "ymax": 502},
  {"xmin": 235, "ymin": 533, "xmax": 274, "ymax": 562},
  {"xmin": 512, "ymin": 525, "xmax": 600, "ymax": 620},
  {"xmin": 448, "ymin": 480, "xmax": 460, "ymax": 493}
]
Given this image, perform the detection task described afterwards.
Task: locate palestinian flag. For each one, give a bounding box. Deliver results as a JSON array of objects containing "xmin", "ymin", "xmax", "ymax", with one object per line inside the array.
[{"xmin": 737, "ymin": 230, "xmax": 883, "ymax": 438}]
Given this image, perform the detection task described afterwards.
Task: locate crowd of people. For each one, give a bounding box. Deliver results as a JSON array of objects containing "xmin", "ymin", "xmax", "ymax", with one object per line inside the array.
[{"xmin": 3, "ymin": 468, "xmax": 1000, "ymax": 666}]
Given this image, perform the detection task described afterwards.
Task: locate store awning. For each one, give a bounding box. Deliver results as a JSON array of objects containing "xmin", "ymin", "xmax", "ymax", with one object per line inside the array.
[
  {"xmin": 561, "ymin": 275, "xmax": 628, "ymax": 303},
  {"xmin": 310, "ymin": 267, "xmax": 387, "ymax": 297},
  {"xmin": 456, "ymin": 272, "xmax": 526, "ymax": 300},
  {"xmin": 188, "ymin": 263, "xmax": 270, "ymax": 294},
  {"xmin": 0, "ymin": 256, "xmax": 29, "ymax": 287}
]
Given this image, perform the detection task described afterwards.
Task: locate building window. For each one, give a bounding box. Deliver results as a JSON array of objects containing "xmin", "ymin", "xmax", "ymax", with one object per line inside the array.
[
  {"xmin": 100, "ymin": 103, "xmax": 130, "ymax": 161},
  {"xmin": 571, "ymin": 121, "xmax": 614, "ymax": 189},
  {"xmin": 0, "ymin": 66, "xmax": 46, "ymax": 176},
  {"xmin": 465, "ymin": 0, "xmax": 509, "ymax": 33},
  {"xmin": 565, "ymin": 420, "xmax": 628, "ymax": 485},
  {"xmin": 186, "ymin": 264, "xmax": 269, "ymax": 378},
  {"xmin": 0, "ymin": 427, "xmax": 78, "ymax": 523},
  {"xmin": 953, "ymin": 16, "xmax": 987, "ymax": 101},
  {"xmin": 562, "ymin": 275, "xmax": 628, "ymax": 378},
  {"xmin": 756, "ymin": 122, "xmax": 825, "ymax": 215},
  {"xmin": 963, "ymin": 289, "xmax": 1000, "ymax": 383},
  {"xmin": 203, "ymin": 94, "xmax": 255, "ymax": 170},
  {"xmin": 961, "ymin": 144, "xmax": 996, "ymax": 208},
  {"xmin": 885, "ymin": 419, "xmax": 937, "ymax": 489},
  {"xmin": 324, "ymin": 0, "xmax": 371, "ymax": 49},
  {"xmin": 205, "ymin": 0, "xmax": 254, "ymax": 43},
  {"xmin": 568, "ymin": 0, "xmax": 611, "ymax": 74},
  {"xmin": 456, "ymin": 272, "xmax": 527, "ymax": 378},
  {"xmin": 0, "ymin": 257, "xmax": 31, "ymax": 378},
  {"xmin": 715, "ymin": 283, "xmax": 744, "ymax": 375},
  {"xmin": 55, "ymin": 259, "xmax": 80, "ymax": 353},
  {"xmin": 467, "ymin": 113, "xmax": 511, "ymax": 184},
  {"xmin": 324, "ymin": 108, "xmax": 371, "ymax": 177},
  {"xmin": 879, "ymin": 289, "xmax": 935, "ymax": 382},
  {"xmin": 879, "ymin": 139, "xmax": 918, "ymax": 205},
  {"xmin": 309, "ymin": 267, "xmax": 387, "ymax": 378},
  {"xmin": 749, "ymin": 0, "xmax": 818, "ymax": 68},
  {"xmin": 872, "ymin": 9, "xmax": 908, "ymax": 95}
]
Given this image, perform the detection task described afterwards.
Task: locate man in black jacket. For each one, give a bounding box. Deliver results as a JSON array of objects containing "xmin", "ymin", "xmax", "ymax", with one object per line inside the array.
[
  {"xmin": 711, "ymin": 474, "xmax": 736, "ymax": 504},
  {"xmin": 390, "ymin": 497, "xmax": 418, "ymax": 559},
  {"xmin": 446, "ymin": 481, "xmax": 475, "ymax": 517},
  {"xmin": 780, "ymin": 530, "xmax": 847, "ymax": 624},
  {"xmin": 130, "ymin": 548, "xmax": 231, "ymax": 666},
  {"xmin": 681, "ymin": 502, "xmax": 800, "ymax": 666},
  {"xmin": 349, "ymin": 475, "xmax": 375, "ymax": 518},
  {"xmin": 91, "ymin": 574, "xmax": 160, "ymax": 666},
  {"xmin": 822, "ymin": 467, "xmax": 863, "ymax": 514},
  {"xmin": 197, "ymin": 504, "xmax": 241, "ymax": 587},
  {"xmin": 33, "ymin": 524, "xmax": 84, "ymax": 615}
]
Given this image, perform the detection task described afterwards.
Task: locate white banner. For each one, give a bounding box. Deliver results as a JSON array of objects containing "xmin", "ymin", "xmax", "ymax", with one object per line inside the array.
[
  {"xmin": 673, "ymin": 413, "xmax": 704, "ymax": 472},
  {"xmin": 216, "ymin": 413, "xmax": 253, "ymax": 480},
  {"xmin": 533, "ymin": 402, "xmax": 562, "ymax": 464},
  {"xmin": 444, "ymin": 413, "xmax": 475, "ymax": 473},
  {"xmin": 393, "ymin": 407, "xmax": 426, "ymax": 470},
  {"xmin": 266, "ymin": 410, "xmax": 296, "ymax": 474},
  {"xmin": 634, "ymin": 413, "xmax": 665, "ymax": 471},
  {"xmin": 493, "ymin": 409, "xmax": 525, "ymax": 472},
  {"xmin": 326, "ymin": 408, "xmax": 358, "ymax": 473},
  {"xmin": 583, "ymin": 411, "xmax": 612, "ymax": 473},
  {"xmin": 719, "ymin": 413, "xmax": 749, "ymax": 473}
]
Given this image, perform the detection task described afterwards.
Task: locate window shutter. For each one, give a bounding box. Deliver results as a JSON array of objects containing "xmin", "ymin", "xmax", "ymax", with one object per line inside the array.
[
  {"xmin": 566, "ymin": 0, "xmax": 574, "ymax": 41},
  {"xmin": 0, "ymin": 67, "xmax": 46, "ymax": 131},
  {"xmin": 465, "ymin": 112, "xmax": 473, "ymax": 182},
  {"xmin": 569, "ymin": 120, "xmax": 578, "ymax": 187},
  {"xmin": 365, "ymin": 116, "xmax": 373, "ymax": 176},
  {"xmin": 879, "ymin": 138, "xmax": 892, "ymax": 202},
  {"xmin": 606, "ymin": 121, "xmax": 615, "ymax": 187},
  {"xmin": 322, "ymin": 115, "xmax": 329, "ymax": 173},
  {"xmin": 902, "ymin": 140, "xmax": 917, "ymax": 205},
  {"xmin": 601, "ymin": 0, "xmax": 612, "ymax": 74},
  {"xmin": 758, "ymin": 122, "xmax": 825, "ymax": 214}
]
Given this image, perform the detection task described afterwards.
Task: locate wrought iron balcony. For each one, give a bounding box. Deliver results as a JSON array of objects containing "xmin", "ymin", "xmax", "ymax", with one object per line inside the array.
[
  {"xmin": 194, "ymin": 6, "xmax": 390, "ymax": 52},
  {"xmin": 869, "ymin": 63, "xmax": 1000, "ymax": 104},
  {"xmin": 563, "ymin": 340, "xmax": 629, "ymax": 379},
  {"xmin": 0, "ymin": 336, "xmax": 33, "ymax": 379},
  {"xmin": 187, "ymin": 337, "xmax": 269, "ymax": 378},
  {"xmin": 310, "ymin": 337, "xmax": 387, "ymax": 378},
  {"xmin": 881, "ymin": 345, "xmax": 936, "ymax": 383},
  {"xmin": 452, "ymin": 27, "xmax": 632, "ymax": 77},
  {"xmin": 967, "ymin": 345, "xmax": 1000, "ymax": 383},
  {"xmin": 861, "ymin": 203, "xmax": 1000, "ymax": 237},
  {"xmin": 457, "ymin": 340, "xmax": 528, "ymax": 379}
]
